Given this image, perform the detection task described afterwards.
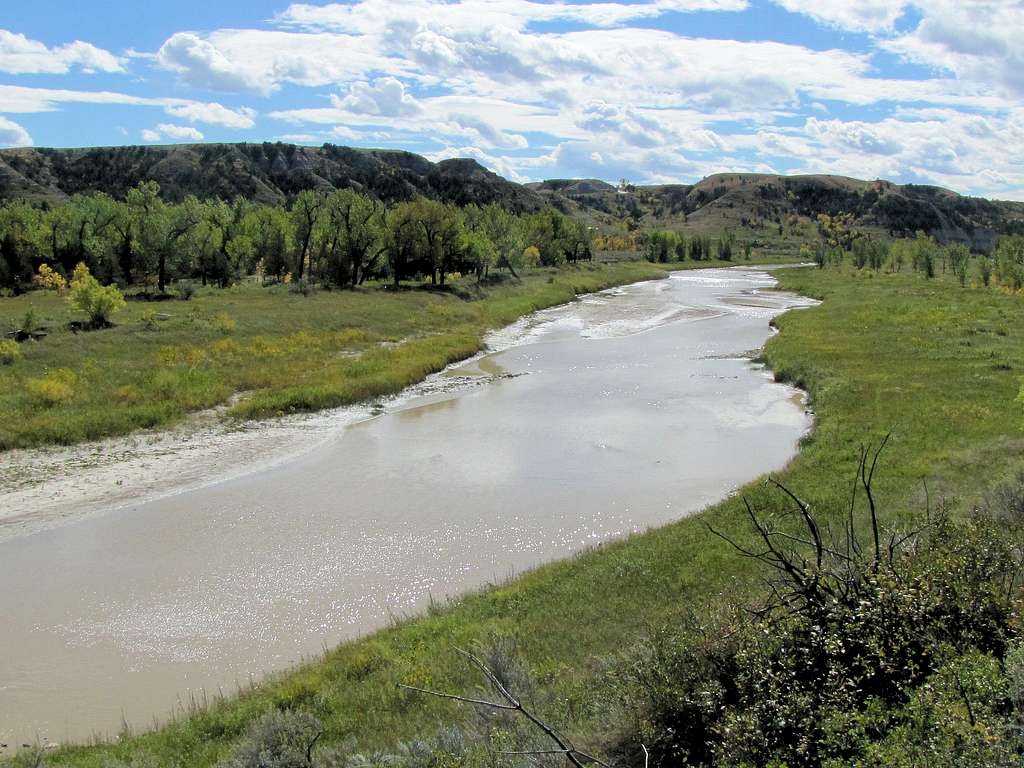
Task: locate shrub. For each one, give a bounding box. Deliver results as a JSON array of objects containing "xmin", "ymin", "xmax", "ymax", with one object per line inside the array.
[
  {"xmin": 980, "ymin": 257, "xmax": 994, "ymax": 287},
  {"xmin": 140, "ymin": 308, "xmax": 159, "ymax": 331},
  {"xmin": 220, "ymin": 709, "xmax": 323, "ymax": 768},
  {"xmin": 18, "ymin": 307, "xmax": 39, "ymax": 335},
  {"xmin": 621, "ymin": 458, "xmax": 1024, "ymax": 768},
  {"xmin": 211, "ymin": 312, "xmax": 237, "ymax": 334},
  {"xmin": 0, "ymin": 339, "xmax": 22, "ymax": 365},
  {"xmin": 25, "ymin": 368, "xmax": 77, "ymax": 406},
  {"xmin": 69, "ymin": 262, "xmax": 126, "ymax": 328},
  {"xmin": 176, "ymin": 280, "xmax": 196, "ymax": 301},
  {"xmin": 35, "ymin": 263, "xmax": 67, "ymax": 293}
]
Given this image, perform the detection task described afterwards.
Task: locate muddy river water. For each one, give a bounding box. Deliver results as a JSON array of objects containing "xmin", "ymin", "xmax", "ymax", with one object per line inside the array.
[{"xmin": 0, "ymin": 267, "xmax": 816, "ymax": 747}]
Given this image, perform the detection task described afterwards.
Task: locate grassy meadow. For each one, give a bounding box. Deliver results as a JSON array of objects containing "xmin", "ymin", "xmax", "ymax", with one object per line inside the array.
[
  {"xmin": 0, "ymin": 261, "xmax": 669, "ymax": 450},
  {"xmin": 13, "ymin": 262, "xmax": 1024, "ymax": 767}
]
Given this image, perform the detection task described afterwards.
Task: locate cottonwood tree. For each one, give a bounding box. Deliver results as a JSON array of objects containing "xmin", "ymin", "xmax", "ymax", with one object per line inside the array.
[
  {"xmin": 320, "ymin": 189, "xmax": 386, "ymax": 288},
  {"xmin": 129, "ymin": 181, "xmax": 203, "ymax": 291},
  {"xmin": 383, "ymin": 202, "xmax": 422, "ymax": 289},
  {"xmin": 946, "ymin": 243, "xmax": 971, "ymax": 287},
  {"xmin": 250, "ymin": 205, "xmax": 295, "ymax": 282},
  {"xmin": 203, "ymin": 198, "xmax": 256, "ymax": 286},
  {"xmin": 290, "ymin": 189, "xmax": 325, "ymax": 281}
]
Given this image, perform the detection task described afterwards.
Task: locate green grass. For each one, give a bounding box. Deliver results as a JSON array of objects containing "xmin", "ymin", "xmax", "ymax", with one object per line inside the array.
[
  {"xmin": 12, "ymin": 264, "xmax": 1024, "ymax": 767},
  {"xmin": 0, "ymin": 261, "xmax": 668, "ymax": 450}
]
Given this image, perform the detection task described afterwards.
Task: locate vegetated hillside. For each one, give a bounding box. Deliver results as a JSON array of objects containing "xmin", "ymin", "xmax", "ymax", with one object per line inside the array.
[
  {"xmin": 530, "ymin": 172, "xmax": 1024, "ymax": 251},
  {"xmin": 0, "ymin": 143, "xmax": 545, "ymax": 213},
  {"xmin": 3, "ymin": 142, "xmax": 1022, "ymax": 251}
]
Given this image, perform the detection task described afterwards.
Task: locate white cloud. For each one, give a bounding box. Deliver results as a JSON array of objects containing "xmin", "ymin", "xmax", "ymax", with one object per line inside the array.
[
  {"xmin": 163, "ymin": 102, "xmax": 256, "ymax": 129},
  {"xmin": 142, "ymin": 124, "xmax": 205, "ymax": 142},
  {"xmin": 277, "ymin": 0, "xmax": 748, "ymax": 33},
  {"xmin": 158, "ymin": 123, "xmax": 204, "ymax": 140},
  {"xmin": 447, "ymin": 113, "xmax": 528, "ymax": 149},
  {"xmin": 772, "ymin": 0, "xmax": 907, "ymax": 34},
  {"xmin": 883, "ymin": 1, "xmax": 1024, "ymax": 98},
  {"xmin": 0, "ymin": 116, "xmax": 32, "ymax": 147},
  {"xmin": 805, "ymin": 117, "xmax": 901, "ymax": 156},
  {"xmin": 336, "ymin": 78, "xmax": 421, "ymax": 116},
  {"xmin": 0, "ymin": 85, "xmax": 255, "ymax": 133},
  {"xmin": 157, "ymin": 32, "xmax": 271, "ymax": 94},
  {"xmin": 0, "ymin": 29, "xmax": 124, "ymax": 75},
  {"xmin": 155, "ymin": 29, "xmax": 395, "ymax": 95}
]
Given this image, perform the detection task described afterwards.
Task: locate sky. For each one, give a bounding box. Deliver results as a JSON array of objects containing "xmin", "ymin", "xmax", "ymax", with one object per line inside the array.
[{"xmin": 0, "ymin": 0, "xmax": 1022, "ymax": 199}]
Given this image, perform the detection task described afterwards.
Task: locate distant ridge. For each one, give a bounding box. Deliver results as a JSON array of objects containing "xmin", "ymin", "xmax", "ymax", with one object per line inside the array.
[
  {"xmin": 1, "ymin": 143, "xmax": 1021, "ymax": 249},
  {"xmin": 530, "ymin": 172, "xmax": 1024, "ymax": 251},
  {"xmin": 0, "ymin": 142, "xmax": 545, "ymax": 213}
]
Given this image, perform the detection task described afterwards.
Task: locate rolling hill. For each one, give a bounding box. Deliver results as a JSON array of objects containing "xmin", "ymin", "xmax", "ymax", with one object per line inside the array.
[
  {"xmin": 1, "ymin": 143, "xmax": 1022, "ymax": 250},
  {"xmin": 0, "ymin": 142, "xmax": 545, "ymax": 213},
  {"xmin": 530, "ymin": 173, "xmax": 1024, "ymax": 251}
]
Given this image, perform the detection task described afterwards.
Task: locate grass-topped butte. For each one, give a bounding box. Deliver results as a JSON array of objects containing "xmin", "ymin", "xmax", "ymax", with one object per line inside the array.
[
  {"xmin": 0, "ymin": 261, "xmax": 675, "ymax": 450},
  {"xmin": 18, "ymin": 263, "xmax": 1024, "ymax": 767}
]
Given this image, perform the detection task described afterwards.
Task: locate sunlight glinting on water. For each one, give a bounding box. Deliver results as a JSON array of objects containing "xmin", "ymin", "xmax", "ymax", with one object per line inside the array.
[{"xmin": 0, "ymin": 268, "xmax": 816, "ymax": 745}]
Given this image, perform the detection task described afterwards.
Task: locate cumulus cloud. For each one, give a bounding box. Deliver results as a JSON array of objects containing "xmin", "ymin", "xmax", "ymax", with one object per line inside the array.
[
  {"xmin": 0, "ymin": 116, "xmax": 32, "ymax": 147},
  {"xmin": 0, "ymin": 29, "xmax": 124, "ymax": 75},
  {"xmin": 447, "ymin": 113, "xmax": 527, "ymax": 149},
  {"xmin": 335, "ymin": 78, "xmax": 421, "ymax": 116},
  {"xmin": 805, "ymin": 117, "xmax": 901, "ymax": 156},
  {"xmin": 883, "ymin": 1, "xmax": 1024, "ymax": 98},
  {"xmin": 157, "ymin": 32, "xmax": 271, "ymax": 94},
  {"xmin": 155, "ymin": 29, "xmax": 394, "ymax": 95},
  {"xmin": 142, "ymin": 124, "xmax": 205, "ymax": 142},
  {"xmin": 772, "ymin": 0, "xmax": 907, "ymax": 34},
  {"xmin": 163, "ymin": 102, "xmax": 256, "ymax": 129}
]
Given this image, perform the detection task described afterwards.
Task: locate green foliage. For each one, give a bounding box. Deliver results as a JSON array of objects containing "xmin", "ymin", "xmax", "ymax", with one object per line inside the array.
[
  {"xmin": 140, "ymin": 308, "xmax": 159, "ymax": 331},
  {"xmin": 715, "ymin": 231, "xmax": 734, "ymax": 260},
  {"xmin": 68, "ymin": 262, "xmax": 126, "ymax": 327},
  {"xmin": 0, "ymin": 339, "xmax": 21, "ymax": 364},
  {"xmin": 946, "ymin": 243, "xmax": 971, "ymax": 286},
  {"xmin": 25, "ymin": 367, "xmax": 77, "ymax": 406},
  {"xmin": 623, "ymin": 494, "xmax": 1022, "ymax": 767},
  {"xmin": 912, "ymin": 231, "xmax": 937, "ymax": 278},
  {"xmin": 643, "ymin": 230, "xmax": 682, "ymax": 263},
  {"xmin": 979, "ymin": 257, "xmax": 994, "ymax": 287},
  {"xmin": 219, "ymin": 710, "xmax": 323, "ymax": 768},
  {"xmin": 211, "ymin": 312, "xmax": 237, "ymax": 334},
  {"xmin": 995, "ymin": 234, "xmax": 1024, "ymax": 290}
]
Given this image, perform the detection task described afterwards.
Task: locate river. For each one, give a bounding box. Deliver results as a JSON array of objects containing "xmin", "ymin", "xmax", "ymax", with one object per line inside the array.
[{"xmin": 0, "ymin": 266, "xmax": 815, "ymax": 748}]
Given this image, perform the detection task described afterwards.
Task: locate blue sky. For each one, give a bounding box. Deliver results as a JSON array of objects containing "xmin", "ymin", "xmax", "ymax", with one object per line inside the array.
[{"xmin": 1, "ymin": 0, "xmax": 1022, "ymax": 199}]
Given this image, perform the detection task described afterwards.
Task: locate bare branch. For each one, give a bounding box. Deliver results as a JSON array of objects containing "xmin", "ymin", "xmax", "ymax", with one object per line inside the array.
[{"xmin": 397, "ymin": 683, "xmax": 517, "ymax": 711}]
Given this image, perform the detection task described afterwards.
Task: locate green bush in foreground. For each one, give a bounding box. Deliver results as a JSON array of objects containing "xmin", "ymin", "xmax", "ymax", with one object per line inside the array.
[
  {"xmin": 68, "ymin": 263, "xmax": 126, "ymax": 328},
  {"xmin": 619, "ymin": 465, "xmax": 1024, "ymax": 768}
]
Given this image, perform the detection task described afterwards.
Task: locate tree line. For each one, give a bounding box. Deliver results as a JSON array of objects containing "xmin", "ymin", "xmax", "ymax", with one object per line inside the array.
[
  {"xmin": 805, "ymin": 221, "xmax": 1024, "ymax": 291},
  {"xmin": 0, "ymin": 183, "xmax": 595, "ymax": 294},
  {"xmin": 640, "ymin": 229, "xmax": 744, "ymax": 263}
]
